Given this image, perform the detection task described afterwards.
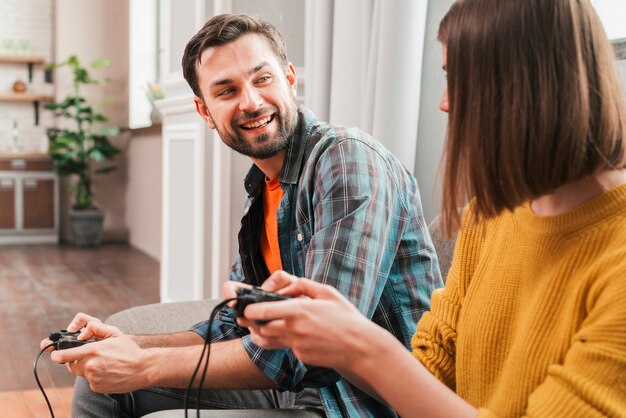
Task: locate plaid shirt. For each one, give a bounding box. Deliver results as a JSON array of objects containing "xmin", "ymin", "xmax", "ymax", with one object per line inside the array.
[{"xmin": 192, "ymin": 107, "xmax": 442, "ymax": 417}]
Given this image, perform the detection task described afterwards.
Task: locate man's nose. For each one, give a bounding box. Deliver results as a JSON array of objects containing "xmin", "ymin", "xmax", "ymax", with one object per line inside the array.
[{"xmin": 239, "ymin": 86, "xmax": 262, "ymax": 112}]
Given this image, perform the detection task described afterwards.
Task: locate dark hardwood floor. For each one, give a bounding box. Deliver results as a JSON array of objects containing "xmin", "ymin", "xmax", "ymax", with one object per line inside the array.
[{"xmin": 0, "ymin": 244, "xmax": 160, "ymax": 417}]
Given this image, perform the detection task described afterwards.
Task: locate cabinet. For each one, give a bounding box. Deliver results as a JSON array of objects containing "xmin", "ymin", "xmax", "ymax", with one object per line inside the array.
[{"xmin": 0, "ymin": 154, "xmax": 58, "ymax": 244}]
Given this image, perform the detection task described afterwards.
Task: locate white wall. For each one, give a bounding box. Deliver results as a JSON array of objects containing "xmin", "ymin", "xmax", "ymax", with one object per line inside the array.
[
  {"xmin": 126, "ymin": 127, "xmax": 162, "ymax": 260},
  {"xmin": 0, "ymin": 0, "xmax": 54, "ymax": 151},
  {"xmin": 414, "ymin": 0, "xmax": 453, "ymax": 222}
]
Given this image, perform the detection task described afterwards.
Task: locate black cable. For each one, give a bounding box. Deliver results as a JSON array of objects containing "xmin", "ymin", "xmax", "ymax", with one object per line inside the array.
[
  {"xmin": 34, "ymin": 343, "xmax": 56, "ymax": 418},
  {"xmin": 183, "ymin": 298, "xmax": 236, "ymax": 418}
]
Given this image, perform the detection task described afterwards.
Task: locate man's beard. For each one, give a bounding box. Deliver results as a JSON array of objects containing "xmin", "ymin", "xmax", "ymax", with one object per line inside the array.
[{"xmin": 216, "ymin": 99, "xmax": 298, "ymax": 160}]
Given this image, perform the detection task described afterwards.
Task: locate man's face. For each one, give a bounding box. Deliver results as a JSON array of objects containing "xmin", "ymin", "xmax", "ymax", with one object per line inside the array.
[{"xmin": 194, "ymin": 34, "xmax": 298, "ymax": 160}]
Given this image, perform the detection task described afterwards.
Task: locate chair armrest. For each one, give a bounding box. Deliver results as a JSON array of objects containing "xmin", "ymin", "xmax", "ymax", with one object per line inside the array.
[
  {"xmin": 428, "ymin": 216, "xmax": 457, "ymax": 282},
  {"xmin": 106, "ymin": 299, "xmax": 221, "ymax": 335}
]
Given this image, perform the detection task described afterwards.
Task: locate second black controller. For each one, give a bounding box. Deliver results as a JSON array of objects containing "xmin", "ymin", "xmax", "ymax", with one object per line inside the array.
[
  {"xmin": 234, "ymin": 287, "xmax": 290, "ymax": 323},
  {"xmin": 49, "ymin": 329, "xmax": 94, "ymax": 350}
]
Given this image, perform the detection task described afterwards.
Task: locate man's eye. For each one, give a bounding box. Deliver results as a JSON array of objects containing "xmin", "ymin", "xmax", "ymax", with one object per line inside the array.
[
  {"xmin": 217, "ymin": 88, "xmax": 234, "ymax": 97},
  {"xmin": 257, "ymin": 76, "xmax": 271, "ymax": 84}
]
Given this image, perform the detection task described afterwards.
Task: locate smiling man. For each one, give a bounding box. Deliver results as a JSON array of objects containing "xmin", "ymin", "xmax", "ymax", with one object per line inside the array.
[{"xmin": 54, "ymin": 14, "xmax": 442, "ymax": 418}]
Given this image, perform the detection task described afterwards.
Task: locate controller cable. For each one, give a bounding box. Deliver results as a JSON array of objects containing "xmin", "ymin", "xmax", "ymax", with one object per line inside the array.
[
  {"xmin": 34, "ymin": 343, "xmax": 57, "ymax": 418},
  {"xmin": 183, "ymin": 298, "xmax": 236, "ymax": 418}
]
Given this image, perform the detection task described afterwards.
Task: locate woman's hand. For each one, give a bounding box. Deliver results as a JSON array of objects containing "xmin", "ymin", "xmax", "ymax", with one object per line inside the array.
[{"xmin": 238, "ymin": 272, "xmax": 378, "ymax": 370}]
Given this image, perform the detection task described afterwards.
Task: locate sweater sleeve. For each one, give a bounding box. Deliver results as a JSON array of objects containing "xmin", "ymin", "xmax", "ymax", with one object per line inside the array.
[
  {"xmin": 518, "ymin": 264, "xmax": 626, "ymax": 417},
  {"xmin": 411, "ymin": 207, "xmax": 487, "ymax": 390}
]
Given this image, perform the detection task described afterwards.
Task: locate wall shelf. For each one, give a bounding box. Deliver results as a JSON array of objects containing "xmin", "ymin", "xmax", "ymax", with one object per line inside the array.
[
  {"xmin": 0, "ymin": 55, "xmax": 48, "ymax": 82},
  {"xmin": 0, "ymin": 93, "xmax": 54, "ymax": 125},
  {"xmin": 0, "ymin": 93, "xmax": 53, "ymax": 102},
  {"xmin": 0, "ymin": 55, "xmax": 45, "ymax": 64}
]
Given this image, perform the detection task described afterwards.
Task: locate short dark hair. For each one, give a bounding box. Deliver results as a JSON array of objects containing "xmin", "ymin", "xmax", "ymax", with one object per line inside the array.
[
  {"xmin": 438, "ymin": 0, "xmax": 626, "ymax": 234},
  {"xmin": 182, "ymin": 14, "xmax": 289, "ymax": 98}
]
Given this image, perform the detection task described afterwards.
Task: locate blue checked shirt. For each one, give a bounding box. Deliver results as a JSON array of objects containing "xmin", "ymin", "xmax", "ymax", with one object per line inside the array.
[{"xmin": 192, "ymin": 107, "xmax": 442, "ymax": 417}]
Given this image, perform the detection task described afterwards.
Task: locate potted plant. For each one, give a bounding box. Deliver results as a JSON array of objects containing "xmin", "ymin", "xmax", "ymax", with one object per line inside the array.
[{"xmin": 45, "ymin": 55, "xmax": 121, "ymax": 247}]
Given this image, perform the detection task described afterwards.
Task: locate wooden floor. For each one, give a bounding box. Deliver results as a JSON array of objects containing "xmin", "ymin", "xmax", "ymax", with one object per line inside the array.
[{"xmin": 0, "ymin": 244, "xmax": 160, "ymax": 418}]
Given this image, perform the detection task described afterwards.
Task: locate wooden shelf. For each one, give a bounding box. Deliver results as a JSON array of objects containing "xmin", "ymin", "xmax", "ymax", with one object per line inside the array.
[
  {"xmin": 0, "ymin": 93, "xmax": 53, "ymax": 102},
  {"xmin": 0, "ymin": 55, "xmax": 45, "ymax": 65},
  {"xmin": 0, "ymin": 56, "xmax": 54, "ymax": 125},
  {"xmin": 0, "ymin": 93, "xmax": 54, "ymax": 125},
  {"xmin": 0, "ymin": 55, "xmax": 49, "ymax": 83},
  {"xmin": 0, "ymin": 152, "xmax": 50, "ymax": 159}
]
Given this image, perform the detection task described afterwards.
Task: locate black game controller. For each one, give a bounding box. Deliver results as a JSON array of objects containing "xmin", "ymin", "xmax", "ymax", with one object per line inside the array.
[
  {"xmin": 49, "ymin": 329, "xmax": 93, "ymax": 350},
  {"xmin": 234, "ymin": 287, "xmax": 290, "ymax": 323}
]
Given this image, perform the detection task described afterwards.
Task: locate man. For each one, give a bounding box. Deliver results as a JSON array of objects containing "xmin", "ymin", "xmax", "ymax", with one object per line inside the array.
[{"xmin": 47, "ymin": 14, "xmax": 442, "ymax": 417}]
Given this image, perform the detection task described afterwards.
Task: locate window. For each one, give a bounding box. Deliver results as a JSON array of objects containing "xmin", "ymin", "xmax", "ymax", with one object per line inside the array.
[
  {"xmin": 129, "ymin": 0, "xmax": 159, "ymax": 128},
  {"xmin": 592, "ymin": 0, "xmax": 626, "ymax": 41}
]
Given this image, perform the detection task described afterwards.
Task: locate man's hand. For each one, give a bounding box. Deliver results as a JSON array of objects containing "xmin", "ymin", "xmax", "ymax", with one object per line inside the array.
[
  {"xmin": 39, "ymin": 312, "xmax": 103, "ymax": 352},
  {"xmin": 66, "ymin": 312, "xmax": 103, "ymax": 333},
  {"xmin": 220, "ymin": 270, "xmax": 303, "ymax": 302},
  {"xmin": 221, "ymin": 280, "xmax": 251, "ymax": 300},
  {"xmin": 50, "ymin": 321, "xmax": 151, "ymax": 393}
]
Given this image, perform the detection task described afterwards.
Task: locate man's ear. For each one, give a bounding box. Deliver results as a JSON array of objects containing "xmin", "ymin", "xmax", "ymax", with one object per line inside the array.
[
  {"xmin": 194, "ymin": 96, "xmax": 215, "ymax": 129},
  {"xmin": 285, "ymin": 63, "xmax": 297, "ymax": 97}
]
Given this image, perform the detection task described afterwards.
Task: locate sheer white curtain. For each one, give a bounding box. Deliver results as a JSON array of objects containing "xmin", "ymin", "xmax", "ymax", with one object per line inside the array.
[{"xmin": 305, "ymin": 0, "xmax": 428, "ymax": 170}]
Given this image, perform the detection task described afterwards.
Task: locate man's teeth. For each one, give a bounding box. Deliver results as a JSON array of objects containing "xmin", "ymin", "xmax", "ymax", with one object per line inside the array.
[{"xmin": 242, "ymin": 115, "xmax": 272, "ymax": 129}]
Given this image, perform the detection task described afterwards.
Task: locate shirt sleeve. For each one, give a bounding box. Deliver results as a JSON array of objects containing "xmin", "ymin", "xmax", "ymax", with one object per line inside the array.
[
  {"xmin": 189, "ymin": 254, "xmax": 247, "ymax": 342},
  {"xmin": 303, "ymin": 138, "xmax": 417, "ymax": 316}
]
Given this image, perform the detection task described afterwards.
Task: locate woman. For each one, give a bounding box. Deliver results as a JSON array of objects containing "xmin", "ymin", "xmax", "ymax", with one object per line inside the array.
[{"xmin": 232, "ymin": 0, "xmax": 626, "ymax": 416}]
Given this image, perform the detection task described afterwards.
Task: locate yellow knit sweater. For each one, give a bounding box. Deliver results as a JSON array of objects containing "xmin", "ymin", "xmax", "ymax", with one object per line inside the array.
[{"xmin": 412, "ymin": 184, "xmax": 626, "ymax": 418}]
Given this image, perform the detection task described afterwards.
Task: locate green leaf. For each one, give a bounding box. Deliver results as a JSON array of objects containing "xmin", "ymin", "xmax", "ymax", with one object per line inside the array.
[
  {"xmin": 45, "ymin": 97, "xmax": 74, "ymax": 110},
  {"xmin": 91, "ymin": 58, "xmax": 110, "ymax": 69},
  {"xmin": 90, "ymin": 136, "xmax": 121, "ymax": 157},
  {"xmin": 49, "ymin": 137, "xmax": 76, "ymax": 149},
  {"xmin": 67, "ymin": 55, "xmax": 80, "ymax": 66},
  {"xmin": 74, "ymin": 67, "xmax": 90, "ymax": 83},
  {"xmin": 88, "ymin": 149, "xmax": 107, "ymax": 161},
  {"xmin": 98, "ymin": 126, "xmax": 120, "ymax": 136}
]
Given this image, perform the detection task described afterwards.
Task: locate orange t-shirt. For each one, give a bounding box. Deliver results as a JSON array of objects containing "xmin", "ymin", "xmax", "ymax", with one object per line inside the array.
[{"xmin": 260, "ymin": 176, "xmax": 284, "ymax": 274}]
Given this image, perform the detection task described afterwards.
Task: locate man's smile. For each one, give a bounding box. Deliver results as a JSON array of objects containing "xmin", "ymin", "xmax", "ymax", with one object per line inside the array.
[{"xmin": 239, "ymin": 113, "xmax": 276, "ymax": 130}]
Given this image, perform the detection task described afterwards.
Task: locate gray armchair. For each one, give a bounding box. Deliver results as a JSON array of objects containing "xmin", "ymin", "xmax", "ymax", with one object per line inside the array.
[{"xmin": 105, "ymin": 216, "xmax": 456, "ymax": 417}]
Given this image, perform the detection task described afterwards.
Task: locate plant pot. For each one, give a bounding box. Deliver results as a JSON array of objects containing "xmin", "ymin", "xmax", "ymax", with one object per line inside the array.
[{"xmin": 69, "ymin": 209, "xmax": 104, "ymax": 247}]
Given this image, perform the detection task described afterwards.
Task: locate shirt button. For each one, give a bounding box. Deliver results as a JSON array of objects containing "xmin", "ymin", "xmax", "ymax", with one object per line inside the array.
[{"xmin": 297, "ymin": 233, "xmax": 303, "ymax": 242}]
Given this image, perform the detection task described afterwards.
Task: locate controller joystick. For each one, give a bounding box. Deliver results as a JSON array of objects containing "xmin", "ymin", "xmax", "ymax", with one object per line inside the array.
[{"xmin": 234, "ymin": 287, "xmax": 290, "ymax": 323}]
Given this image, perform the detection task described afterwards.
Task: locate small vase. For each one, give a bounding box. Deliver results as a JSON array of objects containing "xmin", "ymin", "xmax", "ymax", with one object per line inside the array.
[
  {"xmin": 12, "ymin": 79, "xmax": 27, "ymax": 93},
  {"xmin": 150, "ymin": 106, "xmax": 162, "ymax": 124}
]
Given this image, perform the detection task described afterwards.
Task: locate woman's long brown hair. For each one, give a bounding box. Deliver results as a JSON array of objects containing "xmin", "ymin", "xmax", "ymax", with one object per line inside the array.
[{"xmin": 438, "ymin": 0, "xmax": 626, "ymax": 236}]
